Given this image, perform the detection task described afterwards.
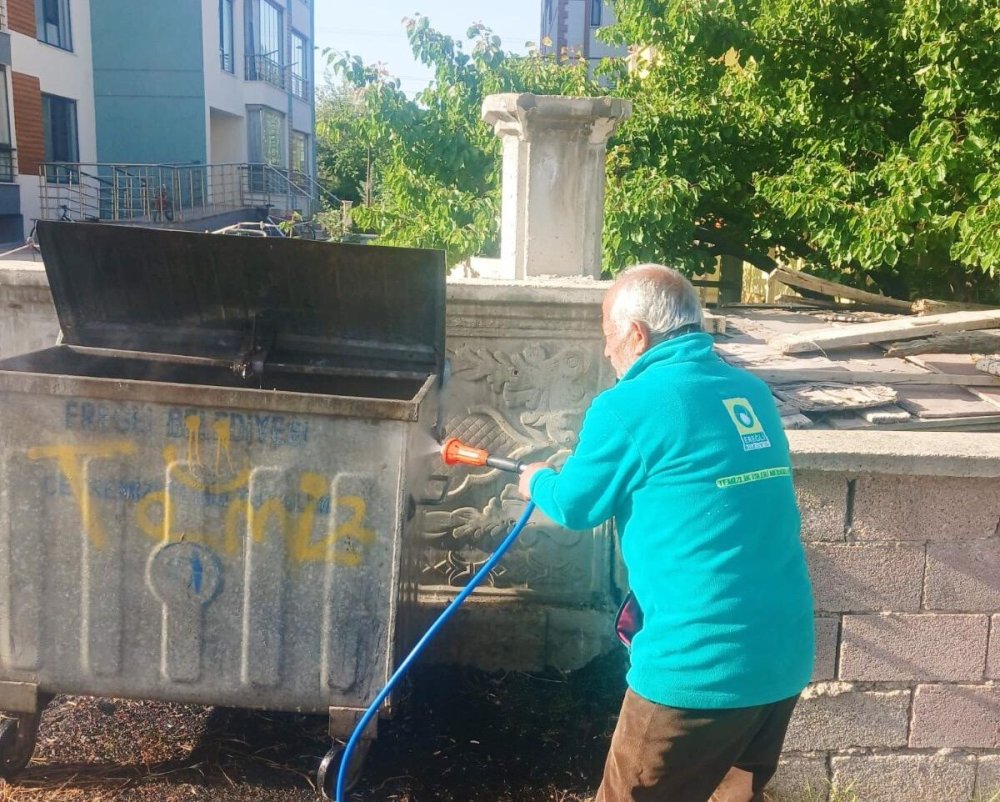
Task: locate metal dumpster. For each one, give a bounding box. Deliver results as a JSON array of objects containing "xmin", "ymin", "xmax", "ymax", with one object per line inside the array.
[{"xmin": 0, "ymin": 221, "xmax": 444, "ymax": 776}]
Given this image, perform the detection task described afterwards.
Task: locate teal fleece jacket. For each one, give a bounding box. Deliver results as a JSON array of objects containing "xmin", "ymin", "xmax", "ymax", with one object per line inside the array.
[{"xmin": 530, "ymin": 332, "xmax": 814, "ymax": 709}]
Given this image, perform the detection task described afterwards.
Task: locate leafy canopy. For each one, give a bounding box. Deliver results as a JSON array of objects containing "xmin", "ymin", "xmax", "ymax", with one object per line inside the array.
[
  {"xmin": 320, "ymin": 3, "xmax": 1000, "ymax": 301},
  {"xmin": 324, "ymin": 17, "xmax": 597, "ymax": 265},
  {"xmin": 605, "ymin": 0, "xmax": 1000, "ymax": 300}
]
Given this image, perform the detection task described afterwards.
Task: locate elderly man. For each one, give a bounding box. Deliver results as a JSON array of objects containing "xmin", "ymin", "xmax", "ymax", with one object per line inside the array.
[{"xmin": 518, "ymin": 264, "xmax": 814, "ymax": 802}]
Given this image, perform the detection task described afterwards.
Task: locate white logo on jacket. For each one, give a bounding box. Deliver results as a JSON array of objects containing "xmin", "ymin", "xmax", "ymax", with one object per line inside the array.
[{"xmin": 722, "ymin": 398, "xmax": 772, "ymax": 451}]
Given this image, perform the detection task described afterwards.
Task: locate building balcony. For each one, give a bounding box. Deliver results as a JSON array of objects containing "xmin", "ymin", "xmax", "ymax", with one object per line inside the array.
[
  {"xmin": 245, "ymin": 54, "xmax": 286, "ymax": 90},
  {"xmin": 291, "ymin": 74, "xmax": 310, "ymax": 101}
]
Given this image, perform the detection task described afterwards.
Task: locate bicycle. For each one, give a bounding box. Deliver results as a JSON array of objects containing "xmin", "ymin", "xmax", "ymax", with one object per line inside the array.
[
  {"xmin": 152, "ymin": 187, "xmax": 174, "ymax": 222},
  {"xmin": 23, "ymin": 205, "xmax": 72, "ymax": 253},
  {"xmin": 253, "ymin": 204, "xmax": 286, "ymax": 237}
]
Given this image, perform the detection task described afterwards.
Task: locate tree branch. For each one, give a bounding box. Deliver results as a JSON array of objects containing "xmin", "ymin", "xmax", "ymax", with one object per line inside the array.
[{"xmin": 693, "ymin": 226, "xmax": 778, "ymax": 273}]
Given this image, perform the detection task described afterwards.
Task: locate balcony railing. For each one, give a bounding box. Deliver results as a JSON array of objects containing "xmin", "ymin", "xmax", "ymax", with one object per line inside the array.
[
  {"xmin": 291, "ymin": 74, "xmax": 309, "ymax": 100},
  {"xmin": 245, "ymin": 54, "xmax": 286, "ymax": 89},
  {"xmin": 37, "ymin": 161, "xmax": 326, "ymax": 224}
]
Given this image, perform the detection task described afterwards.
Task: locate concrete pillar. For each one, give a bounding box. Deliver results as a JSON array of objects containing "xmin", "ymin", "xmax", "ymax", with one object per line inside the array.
[{"xmin": 481, "ymin": 93, "xmax": 631, "ymax": 279}]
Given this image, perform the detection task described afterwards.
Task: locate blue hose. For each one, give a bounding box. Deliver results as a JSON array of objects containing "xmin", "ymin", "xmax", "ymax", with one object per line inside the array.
[{"xmin": 334, "ymin": 500, "xmax": 538, "ymax": 801}]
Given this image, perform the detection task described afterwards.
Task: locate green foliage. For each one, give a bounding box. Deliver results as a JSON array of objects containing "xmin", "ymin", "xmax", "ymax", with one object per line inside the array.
[
  {"xmin": 315, "ymin": 80, "xmax": 372, "ymax": 204},
  {"xmin": 606, "ymin": 0, "xmax": 1000, "ymax": 299},
  {"xmin": 319, "ymin": 3, "xmax": 1000, "ymax": 301},
  {"xmin": 324, "ymin": 17, "xmax": 598, "ymax": 265}
]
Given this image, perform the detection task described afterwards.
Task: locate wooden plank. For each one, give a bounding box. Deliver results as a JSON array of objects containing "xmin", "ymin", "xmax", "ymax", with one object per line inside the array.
[
  {"xmin": 885, "ymin": 330, "xmax": 1000, "ymax": 357},
  {"xmin": 770, "ymin": 310, "xmax": 1000, "ymax": 354},
  {"xmin": 912, "ymin": 298, "xmax": 997, "ymax": 315},
  {"xmin": 861, "ymin": 405, "xmax": 912, "ymax": 424},
  {"xmin": 894, "ymin": 386, "xmax": 998, "ymax": 419},
  {"xmin": 771, "ymin": 265, "xmax": 913, "ymax": 311},
  {"xmin": 746, "ymin": 367, "xmax": 1000, "ymax": 387},
  {"xmin": 702, "ymin": 310, "xmax": 726, "ymax": 335},
  {"xmin": 829, "ymin": 413, "xmax": 1000, "ymax": 431}
]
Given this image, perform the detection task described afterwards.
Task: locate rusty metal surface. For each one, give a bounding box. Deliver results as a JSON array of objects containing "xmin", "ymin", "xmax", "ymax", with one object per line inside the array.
[{"xmin": 35, "ymin": 221, "xmax": 446, "ymax": 378}]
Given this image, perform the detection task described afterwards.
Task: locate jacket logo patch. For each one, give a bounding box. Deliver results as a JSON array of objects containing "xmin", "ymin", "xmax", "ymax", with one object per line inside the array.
[{"xmin": 722, "ymin": 398, "xmax": 771, "ymax": 451}]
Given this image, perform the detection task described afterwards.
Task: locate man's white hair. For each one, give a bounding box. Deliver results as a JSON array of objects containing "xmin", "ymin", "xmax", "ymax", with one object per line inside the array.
[{"xmin": 608, "ymin": 263, "xmax": 703, "ymax": 342}]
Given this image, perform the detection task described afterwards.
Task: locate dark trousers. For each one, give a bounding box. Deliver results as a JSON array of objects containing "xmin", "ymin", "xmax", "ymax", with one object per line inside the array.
[{"xmin": 594, "ymin": 688, "xmax": 800, "ymax": 802}]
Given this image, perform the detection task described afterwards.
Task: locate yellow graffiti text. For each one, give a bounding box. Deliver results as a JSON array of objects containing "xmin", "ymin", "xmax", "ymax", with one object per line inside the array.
[{"xmin": 27, "ymin": 441, "xmax": 137, "ymax": 550}]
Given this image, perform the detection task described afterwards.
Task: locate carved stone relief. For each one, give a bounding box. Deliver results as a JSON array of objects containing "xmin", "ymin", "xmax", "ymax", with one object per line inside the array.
[{"xmin": 418, "ymin": 327, "xmax": 614, "ymax": 604}]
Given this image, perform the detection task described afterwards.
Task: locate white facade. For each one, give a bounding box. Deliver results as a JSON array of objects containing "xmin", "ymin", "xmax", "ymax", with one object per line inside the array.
[
  {"xmin": 203, "ymin": 0, "xmax": 315, "ymax": 176},
  {"xmin": 7, "ymin": 0, "xmax": 97, "ymax": 235}
]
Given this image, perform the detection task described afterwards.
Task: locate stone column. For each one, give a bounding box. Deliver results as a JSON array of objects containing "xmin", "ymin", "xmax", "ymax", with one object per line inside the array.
[{"xmin": 481, "ymin": 93, "xmax": 631, "ymax": 279}]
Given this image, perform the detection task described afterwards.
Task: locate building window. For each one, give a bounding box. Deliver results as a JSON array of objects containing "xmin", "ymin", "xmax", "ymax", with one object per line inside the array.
[
  {"xmin": 290, "ymin": 131, "xmax": 307, "ymax": 180},
  {"xmin": 0, "ymin": 69, "xmax": 13, "ymax": 182},
  {"xmin": 35, "ymin": 0, "xmax": 73, "ymax": 50},
  {"xmin": 248, "ymin": 105, "xmax": 285, "ymax": 191},
  {"xmin": 42, "ymin": 94, "xmax": 78, "ymax": 162},
  {"xmin": 220, "ymin": 0, "xmax": 234, "ymax": 72},
  {"xmin": 591, "ymin": 0, "xmax": 602, "ymax": 26},
  {"xmin": 245, "ymin": 0, "xmax": 285, "ymax": 88},
  {"xmin": 291, "ymin": 32, "xmax": 309, "ymax": 100}
]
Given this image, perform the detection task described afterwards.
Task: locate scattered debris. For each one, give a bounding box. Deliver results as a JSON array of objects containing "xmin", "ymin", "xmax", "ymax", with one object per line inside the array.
[
  {"xmin": 976, "ymin": 356, "xmax": 1000, "ymax": 377},
  {"xmin": 773, "ymin": 382, "xmax": 897, "ymax": 413},
  {"xmin": 769, "ymin": 310, "xmax": 1000, "ymax": 355},
  {"xmin": 769, "ymin": 265, "xmax": 913, "ymax": 312},
  {"xmin": 885, "ymin": 330, "xmax": 1000, "ymax": 357},
  {"xmin": 715, "ymin": 307, "xmax": 1000, "ymax": 431}
]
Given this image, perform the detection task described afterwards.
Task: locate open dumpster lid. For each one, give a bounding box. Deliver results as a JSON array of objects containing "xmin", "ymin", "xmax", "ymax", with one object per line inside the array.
[{"xmin": 36, "ymin": 221, "xmax": 446, "ymax": 379}]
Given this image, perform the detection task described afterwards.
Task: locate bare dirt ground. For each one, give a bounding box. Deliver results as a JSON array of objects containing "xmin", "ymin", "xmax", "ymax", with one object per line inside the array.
[{"xmin": 0, "ymin": 650, "xmax": 628, "ymax": 802}]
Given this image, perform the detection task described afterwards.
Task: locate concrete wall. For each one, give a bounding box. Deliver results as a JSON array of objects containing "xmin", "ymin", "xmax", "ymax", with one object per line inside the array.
[{"xmin": 1, "ymin": 269, "xmax": 998, "ymax": 801}]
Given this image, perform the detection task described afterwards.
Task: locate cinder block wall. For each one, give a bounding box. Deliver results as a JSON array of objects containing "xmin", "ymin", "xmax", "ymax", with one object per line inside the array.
[{"xmin": 771, "ymin": 435, "xmax": 1000, "ymax": 802}]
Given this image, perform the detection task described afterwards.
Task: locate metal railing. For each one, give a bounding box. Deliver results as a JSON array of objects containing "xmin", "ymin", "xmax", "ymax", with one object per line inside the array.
[
  {"xmin": 291, "ymin": 74, "xmax": 310, "ymax": 100},
  {"xmin": 38, "ymin": 162, "xmax": 325, "ymax": 224},
  {"xmin": 245, "ymin": 54, "xmax": 286, "ymax": 89}
]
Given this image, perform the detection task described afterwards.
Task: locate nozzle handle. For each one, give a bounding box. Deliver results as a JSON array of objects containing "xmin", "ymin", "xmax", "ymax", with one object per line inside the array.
[{"xmin": 485, "ymin": 455, "xmax": 525, "ymax": 474}]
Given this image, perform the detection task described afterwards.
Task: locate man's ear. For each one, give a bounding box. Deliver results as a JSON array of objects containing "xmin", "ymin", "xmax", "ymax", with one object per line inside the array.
[{"xmin": 631, "ymin": 320, "xmax": 652, "ymax": 355}]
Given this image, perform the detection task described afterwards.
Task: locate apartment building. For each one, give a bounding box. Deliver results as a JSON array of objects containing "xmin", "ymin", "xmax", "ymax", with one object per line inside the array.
[
  {"xmin": 539, "ymin": 0, "xmax": 627, "ymax": 67},
  {"xmin": 0, "ymin": 0, "xmax": 316, "ymax": 243}
]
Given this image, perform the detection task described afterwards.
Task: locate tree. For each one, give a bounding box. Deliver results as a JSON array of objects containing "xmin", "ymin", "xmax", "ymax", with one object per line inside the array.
[
  {"xmin": 315, "ymin": 80, "xmax": 372, "ymax": 205},
  {"xmin": 327, "ymin": 17, "xmax": 598, "ymax": 265},
  {"xmin": 604, "ymin": 0, "xmax": 1000, "ymax": 300}
]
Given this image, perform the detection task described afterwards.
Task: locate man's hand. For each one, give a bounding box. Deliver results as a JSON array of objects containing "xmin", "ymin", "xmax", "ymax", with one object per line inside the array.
[{"xmin": 517, "ymin": 462, "xmax": 550, "ymax": 499}]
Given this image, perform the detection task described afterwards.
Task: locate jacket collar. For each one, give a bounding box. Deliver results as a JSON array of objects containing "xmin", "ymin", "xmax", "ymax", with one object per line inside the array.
[{"xmin": 620, "ymin": 330, "xmax": 715, "ymax": 382}]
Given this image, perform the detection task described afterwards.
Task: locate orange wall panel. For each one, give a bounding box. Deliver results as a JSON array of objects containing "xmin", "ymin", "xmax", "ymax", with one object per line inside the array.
[
  {"xmin": 12, "ymin": 72, "xmax": 44, "ymax": 177},
  {"xmin": 8, "ymin": 0, "xmax": 36, "ymax": 37}
]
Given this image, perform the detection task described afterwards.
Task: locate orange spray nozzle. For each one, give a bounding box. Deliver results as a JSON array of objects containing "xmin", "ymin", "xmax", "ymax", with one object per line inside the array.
[
  {"xmin": 441, "ymin": 437, "xmax": 525, "ymax": 474},
  {"xmin": 441, "ymin": 437, "xmax": 489, "ymax": 467}
]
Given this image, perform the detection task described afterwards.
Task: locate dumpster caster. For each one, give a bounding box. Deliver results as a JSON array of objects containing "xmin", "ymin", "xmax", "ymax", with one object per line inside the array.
[
  {"xmin": 317, "ymin": 739, "xmax": 370, "ymax": 800},
  {"xmin": 0, "ymin": 712, "xmax": 42, "ymax": 779}
]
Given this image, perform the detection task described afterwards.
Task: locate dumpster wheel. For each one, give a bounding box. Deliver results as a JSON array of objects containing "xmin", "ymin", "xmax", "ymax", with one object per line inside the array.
[
  {"xmin": 0, "ymin": 713, "xmax": 42, "ymax": 779},
  {"xmin": 317, "ymin": 739, "xmax": 370, "ymax": 800}
]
